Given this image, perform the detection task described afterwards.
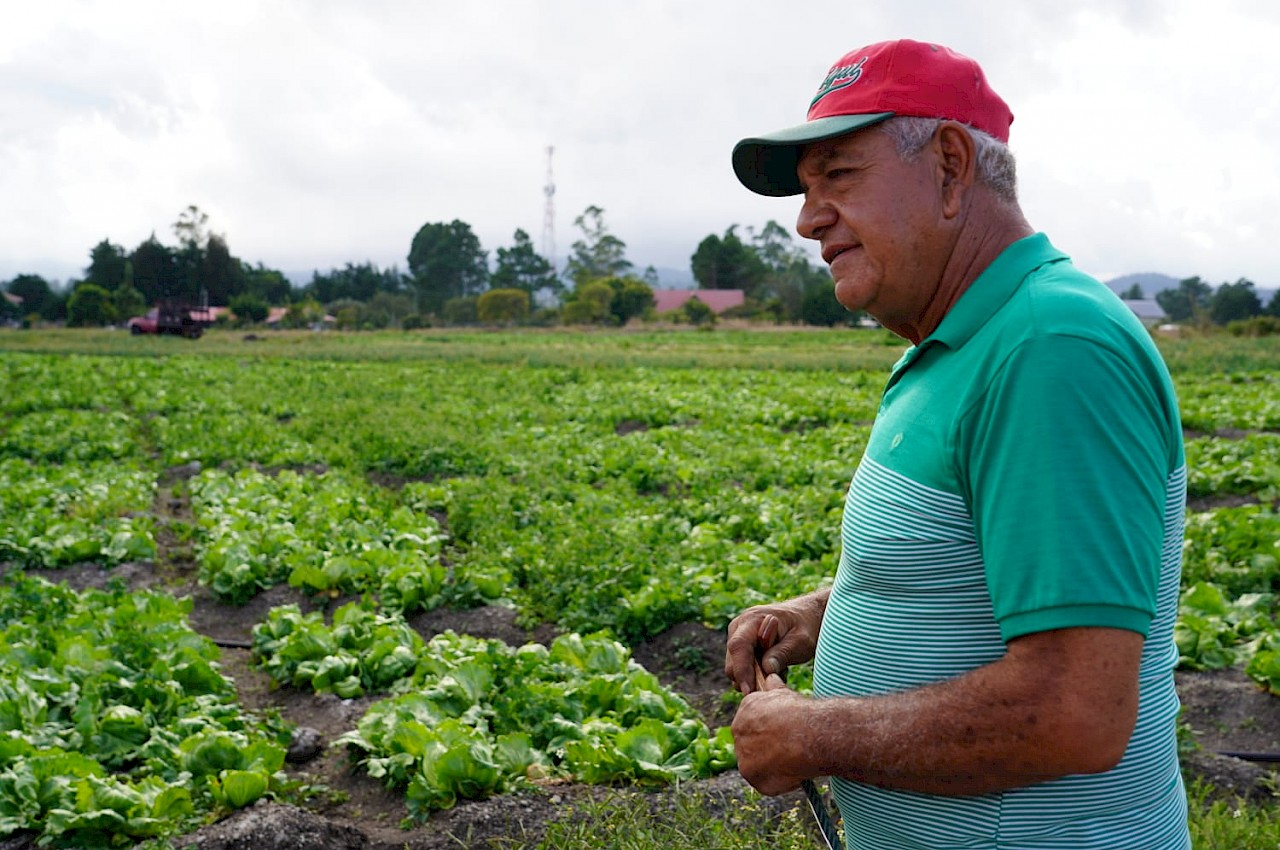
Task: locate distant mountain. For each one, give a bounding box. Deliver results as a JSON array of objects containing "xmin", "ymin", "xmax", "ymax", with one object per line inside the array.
[
  {"xmin": 1104, "ymin": 273, "xmax": 1181, "ymax": 299},
  {"xmin": 1104, "ymin": 272, "xmax": 1278, "ymax": 307}
]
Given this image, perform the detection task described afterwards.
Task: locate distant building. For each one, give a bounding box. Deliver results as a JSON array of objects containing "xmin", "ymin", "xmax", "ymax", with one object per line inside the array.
[
  {"xmin": 1122, "ymin": 299, "xmax": 1167, "ymax": 328},
  {"xmin": 651, "ymin": 289, "xmax": 745, "ymax": 315},
  {"xmin": 2, "ymin": 292, "xmax": 22, "ymax": 308}
]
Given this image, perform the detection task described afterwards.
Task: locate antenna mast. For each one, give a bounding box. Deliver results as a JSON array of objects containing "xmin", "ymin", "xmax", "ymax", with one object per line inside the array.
[{"xmin": 542, "ymin": 145, "xmax": 556, "ymax": 273}]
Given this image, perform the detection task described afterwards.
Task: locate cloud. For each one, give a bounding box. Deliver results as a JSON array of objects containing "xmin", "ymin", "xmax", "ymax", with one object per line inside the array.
[{"xmin": 2, "ymin": 0, "xmax": 1278, "ymax": 289}]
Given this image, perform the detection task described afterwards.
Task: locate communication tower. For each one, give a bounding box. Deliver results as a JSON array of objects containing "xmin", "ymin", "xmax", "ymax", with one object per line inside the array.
[{"xmin": 542, "ymin": 145, "xmax": 556, "ymax": 272}]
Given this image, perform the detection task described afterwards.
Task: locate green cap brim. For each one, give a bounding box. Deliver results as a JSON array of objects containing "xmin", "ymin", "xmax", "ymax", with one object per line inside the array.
[{"xmin": 731, "ymin": 112, "xmax": 895, "ymax": 197}]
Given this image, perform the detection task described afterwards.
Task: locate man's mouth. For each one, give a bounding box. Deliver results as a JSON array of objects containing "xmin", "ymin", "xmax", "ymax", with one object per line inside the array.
[{"xmin": 823, "ymin": 244, "xmax": 859, "ymax": 265}]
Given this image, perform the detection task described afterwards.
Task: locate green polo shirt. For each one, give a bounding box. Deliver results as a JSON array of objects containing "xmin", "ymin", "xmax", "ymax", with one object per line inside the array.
[{"xmin": 812, "ymin": 233, "xmax": 1189, "ymax": 849}]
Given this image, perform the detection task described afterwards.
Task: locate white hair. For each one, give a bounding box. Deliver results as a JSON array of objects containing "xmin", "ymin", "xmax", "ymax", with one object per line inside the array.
[{"xmin": 877, "ymin": 116, "xmax": 1019, "ymax": 204}]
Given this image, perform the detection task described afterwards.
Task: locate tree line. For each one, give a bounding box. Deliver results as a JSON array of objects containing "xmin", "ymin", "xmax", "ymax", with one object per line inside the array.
[{"xmin": 3, "ymin": 204, "xmax": 1278, "ymax": 331}]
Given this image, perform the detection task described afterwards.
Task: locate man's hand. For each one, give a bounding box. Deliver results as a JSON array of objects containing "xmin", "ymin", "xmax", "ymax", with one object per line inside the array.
[
  {"xmin": 731, "ymin": 671, "xmax": 815, "ymax": 795},
  {"xmin": 724, "ymin": 589, "xmax": 829, "ymax": 694}
]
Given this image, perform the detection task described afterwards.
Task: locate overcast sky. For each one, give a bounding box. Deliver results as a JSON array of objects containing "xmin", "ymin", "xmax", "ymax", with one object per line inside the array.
[{"xmin": 3, "ymin": 0, "xmax": 1278, "ymax": 291}]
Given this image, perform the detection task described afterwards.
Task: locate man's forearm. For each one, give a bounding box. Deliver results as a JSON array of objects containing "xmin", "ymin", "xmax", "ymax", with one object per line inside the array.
[{"xmin": 735, "ymin": 627, "xmax": 1143, "ymax": 797}]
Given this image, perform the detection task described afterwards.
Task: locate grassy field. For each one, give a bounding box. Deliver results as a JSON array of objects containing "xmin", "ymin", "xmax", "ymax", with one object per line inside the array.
[{"xmin": 1, "ymin": 325, "xmax": 1278, "ymax": 848}]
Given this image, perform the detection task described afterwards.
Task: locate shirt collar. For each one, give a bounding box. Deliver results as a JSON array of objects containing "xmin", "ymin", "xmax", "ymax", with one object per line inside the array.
[
  {"xmin": 885, "ymin": 233, "xmax": 1067, "ymax": 385},
  {"xmin": 925, "ymin": 232, "xmax": 1067, "ymax": 350}
]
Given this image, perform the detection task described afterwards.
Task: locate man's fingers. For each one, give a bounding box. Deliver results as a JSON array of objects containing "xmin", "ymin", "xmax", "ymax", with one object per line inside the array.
[{"xmin": 762, "ymin": 671, "xmax": 788, "ymax": 691}]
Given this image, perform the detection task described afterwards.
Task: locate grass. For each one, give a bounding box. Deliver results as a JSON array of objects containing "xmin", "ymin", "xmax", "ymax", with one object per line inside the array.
[
  {"xmin": 3, "ymin": 324, "xmax": 1277, "ymax": 374},
  {"xmin": 489, "ymin": 788, "xmax": 817, "ymax": 850},
  {"xmin": 473, "ymin": 779, "xmax": 1280, "ymax": 850},
  {"xmin": 1187, "ymin": 779, "xmax": 1280, "ymax": 849}
]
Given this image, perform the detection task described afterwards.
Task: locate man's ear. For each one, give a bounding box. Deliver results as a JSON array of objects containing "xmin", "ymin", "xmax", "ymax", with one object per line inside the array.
[{"xmin": 935, "ymin": 121, "xmax": 976, "ymax": 218}]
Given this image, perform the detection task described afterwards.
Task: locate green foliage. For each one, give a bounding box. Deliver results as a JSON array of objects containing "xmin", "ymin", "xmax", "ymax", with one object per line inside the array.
[
  {"xmin": 533, "ymin": 788, "xmax": 816, "ymax": 850},
  {"xmin": 565, "ymin": 206, "xmax": 631, "ymax": 288},
  {"xmin": 305, "ymin": 261, "xmax": 407, "ymax": 304},
  {"xmin": 0, "ymin": 458, "xmax": 156, "ymax": 568},
  {"xmin": 690, "ymin": 227, "xmax": 767, "ymax": 295},
  {"xmin": 0, "ymin": 575, "xmax": 287, "ymax": 845},
  {"xmin": 1209, "ymin": 278, "xmax": 1263, "ymax": 325},
  {"xmin": 1186, "ymin": 779, "xmax": 1280, "ymax": 849},
  {"xmin": 1156, "ymin": 276, "xmax": 1212, "ymax": 323},
  {"xmin": 3, "ymin": 274, "xmax": 59, "ymax": 320},
  {"xmin": 327, "ymin": 630, "xmax": 735, "ymax": 817},
  {"xmin": 477, "ymin": 288, "xmax": 531, "ymax": 324},
  {"xmin": 3, "ymin": 332, "xmax": 1280, "ymax": 839},
  {"xmin": 252, "ymin": 601, "xmax": 425, "ymax": 697},
  {"xmin": 190, "ymin": 468, "xmax": 449, "ymax": 607},
  {"xmin": 85, "ymin": 239, "xmax": 129, "ymax": 292},
  {"xmin": 66, "ymin": 283, "xmax": 117, "ymax": 327},
  {"xmin": 111, "ymin": 282, "xmax": 146, "ymax": 322},
  {"xmin": 229, "ymin": 293, "xmax": 269, "ymax": 325},
  {"xmin": 682, "ymin": 296, "xmax": 715, "ymax": 327},
  {"xmin": 1227, "ymin": 315, "xmax": 1280, "ymax": 337},
  {"xmin": 492, "ymin": 228, "xmax": 560, "ymax": 296},
  {"xmin": 442, "ymin": 295, "xmax": 479, "ymax": 326},
  {"xmin": 408, "ymin": 219, "xmax": 489, "ymax": 314}
]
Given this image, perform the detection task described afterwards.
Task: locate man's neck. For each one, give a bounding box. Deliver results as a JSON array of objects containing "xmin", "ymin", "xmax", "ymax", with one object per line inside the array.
[{"xmin": 895, "ymin": 197, "xmax": 1033, "ymax": 344}]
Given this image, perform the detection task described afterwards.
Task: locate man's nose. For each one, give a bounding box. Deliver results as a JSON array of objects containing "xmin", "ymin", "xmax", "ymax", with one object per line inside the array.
[{"xmin": 796, "ymin": 195, "xmax": 836, "ymax": 241}]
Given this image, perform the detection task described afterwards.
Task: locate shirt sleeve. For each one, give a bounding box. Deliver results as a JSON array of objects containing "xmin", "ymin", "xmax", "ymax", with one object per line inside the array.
[{"xmin": 956, "ymin": 333, "xmax": 1171, "ymax": 642}]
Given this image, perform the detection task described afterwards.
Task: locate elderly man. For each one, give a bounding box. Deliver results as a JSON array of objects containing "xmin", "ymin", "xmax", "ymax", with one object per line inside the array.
[{"xmin": 724, "ymin": 40, "xmax": 1190, "ymax": 848}]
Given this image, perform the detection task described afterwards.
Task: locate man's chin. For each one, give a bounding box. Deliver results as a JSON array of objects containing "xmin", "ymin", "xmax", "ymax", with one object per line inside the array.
[{"xmin": 832, "ymin": 280, "xmax": 871, "ymax": 313}]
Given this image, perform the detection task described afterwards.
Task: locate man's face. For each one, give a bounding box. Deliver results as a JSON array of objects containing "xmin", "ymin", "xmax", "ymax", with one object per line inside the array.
[{"xmin": 795, "ymin": 127, "xmax": 951, "ymax": 335}]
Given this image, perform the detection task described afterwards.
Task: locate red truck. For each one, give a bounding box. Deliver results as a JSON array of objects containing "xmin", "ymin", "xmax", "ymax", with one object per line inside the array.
[{"xmin": 127, "ymin": 303, "xmax": 213, "ymax": 339}]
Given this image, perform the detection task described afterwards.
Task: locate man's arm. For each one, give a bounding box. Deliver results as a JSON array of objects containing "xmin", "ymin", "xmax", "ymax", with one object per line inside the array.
[{"xmin": 732, "ymin": 626, "xmax": 1142, "ymax": 797}]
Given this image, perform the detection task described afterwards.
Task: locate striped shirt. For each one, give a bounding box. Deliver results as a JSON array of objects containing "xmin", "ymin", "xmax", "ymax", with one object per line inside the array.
[{"xmin": 812, "ymin": 234, "xmax": 1190, "ymax": 849}]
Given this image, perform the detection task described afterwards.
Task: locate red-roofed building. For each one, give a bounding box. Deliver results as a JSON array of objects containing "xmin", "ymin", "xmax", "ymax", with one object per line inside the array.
[{"xmin": 651, "ymin": 289, "xmax": 745, "ymax": 315}]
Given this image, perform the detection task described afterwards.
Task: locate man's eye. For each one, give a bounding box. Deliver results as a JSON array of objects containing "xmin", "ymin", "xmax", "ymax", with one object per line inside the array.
[{"xmin": 826, "ymin": 168, "xmax": 852, "ymax": 180}]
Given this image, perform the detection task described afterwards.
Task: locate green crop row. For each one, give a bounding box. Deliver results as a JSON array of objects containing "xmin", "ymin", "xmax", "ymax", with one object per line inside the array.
[
  {"xmin": 190, "ymin": 468, "xmax": 455, "ymax": 609},
  {"xmin": 0, "ymin": 458, "xmax": 156, "ymax": 568},
  {"xmin": 0, "ymin": 575, "xmax": 289, "ymax": 847},
  {"xmin": 250, "ymin": 610, "xmax": 735, "ymax": 819}
]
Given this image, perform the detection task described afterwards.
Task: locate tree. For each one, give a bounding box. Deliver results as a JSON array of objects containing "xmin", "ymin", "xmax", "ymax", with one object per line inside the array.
[
  {"xmin": 242, "ymin": 263, "xmax": 294, "ymax": 305},
  {"xmin": 0, "ymin": 289, "xmax": 19, "ymax": 323},
  {"xmin": 741, "ymin": 220, "xmax": 836, "ymax": 321},
  {"xmin": 407, "ymin": 220, "xmax": 489, "ymax": 314},
  {"xmin": 564, "ymin": 206, "xmax": 631, "ymax": 289},
  {"xmin": 112, "ymin": 283, "xmax": 146, "ymax": 321},
  {"xmin": 4, "ymin": 274, "xmax": 57, "ymax": 319},
  {"xmin": 441, "ymin": 296, "xmax": 478, "ymax": 325},
  {"xmin": 682, "ymin": 297, "xmax": 715, "ymax": 327},
  {"xmin": 1209, "ymin": 279, "xmax": 1262, "ymax": 325},
  {"xmin": 1119, "ymin": 283, "xmax": 1143, "ymax": 300},
  {"xmin": 85, "ymin": 240, "xmax": 129, "ymax": 292},
  {"xmin": 130, "ymin": 235, "xmax": 180, "ymax": 306},
  {"xmin": 492, "ymin": 229, "xmax": 560, "ymax": 298},
  {"xmin": 477, "ymin": 288, "xmax": 531, "ymax": 324},
  {"xmin": 363, "ymin": 292, "xmax": 416, "ymax": 328},
  {"xmin": 172, "ymin": 204, "xmax": 210, "ymax": 250},
  {"xmin": 690, "ymin": 226, "xmax": 767, "ymax": 293},
  {"xmin": 606, "ymin": 276, "xmax": 654, "ymax": 324},
  {"xmin": 200, "ymin": 234, "xmax": 245, "ymax": 306},
  {"xmin": 229, "ymin": 293, "xmax": 269, "ymax": 325},
  {"xmin": 306, "ymin": 263, "xmax": 406, "ymax": 304},
  {"xmin": 66, "ymin": 283, "xmax": 116, "ymax": 327},
  {"xmin": 562, "ymin": 280, "xmax": 614, "ymax": 324},
  {"xmin": 800, "ymin": 278, "xmax": 854, "ymax": 326},
  {"xmin": 1155, "ymin": 276, "xmax": 1211, "ymax": 323},
  {"xmin": 1267, "ymin": 289, "xmax": 1280, "ymax": 318}
]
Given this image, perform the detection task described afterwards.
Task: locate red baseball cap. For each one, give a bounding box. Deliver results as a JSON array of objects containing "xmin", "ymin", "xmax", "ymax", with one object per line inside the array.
[{"xmin": 732, "ymin": 39, "xmax": 1013, "ymax": 197}]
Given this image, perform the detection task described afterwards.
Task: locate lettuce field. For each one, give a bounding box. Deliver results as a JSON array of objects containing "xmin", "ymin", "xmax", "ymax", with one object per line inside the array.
[{"xmin": 0, "ymin": 327, "xmax": 1278, "ymax": 848}]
